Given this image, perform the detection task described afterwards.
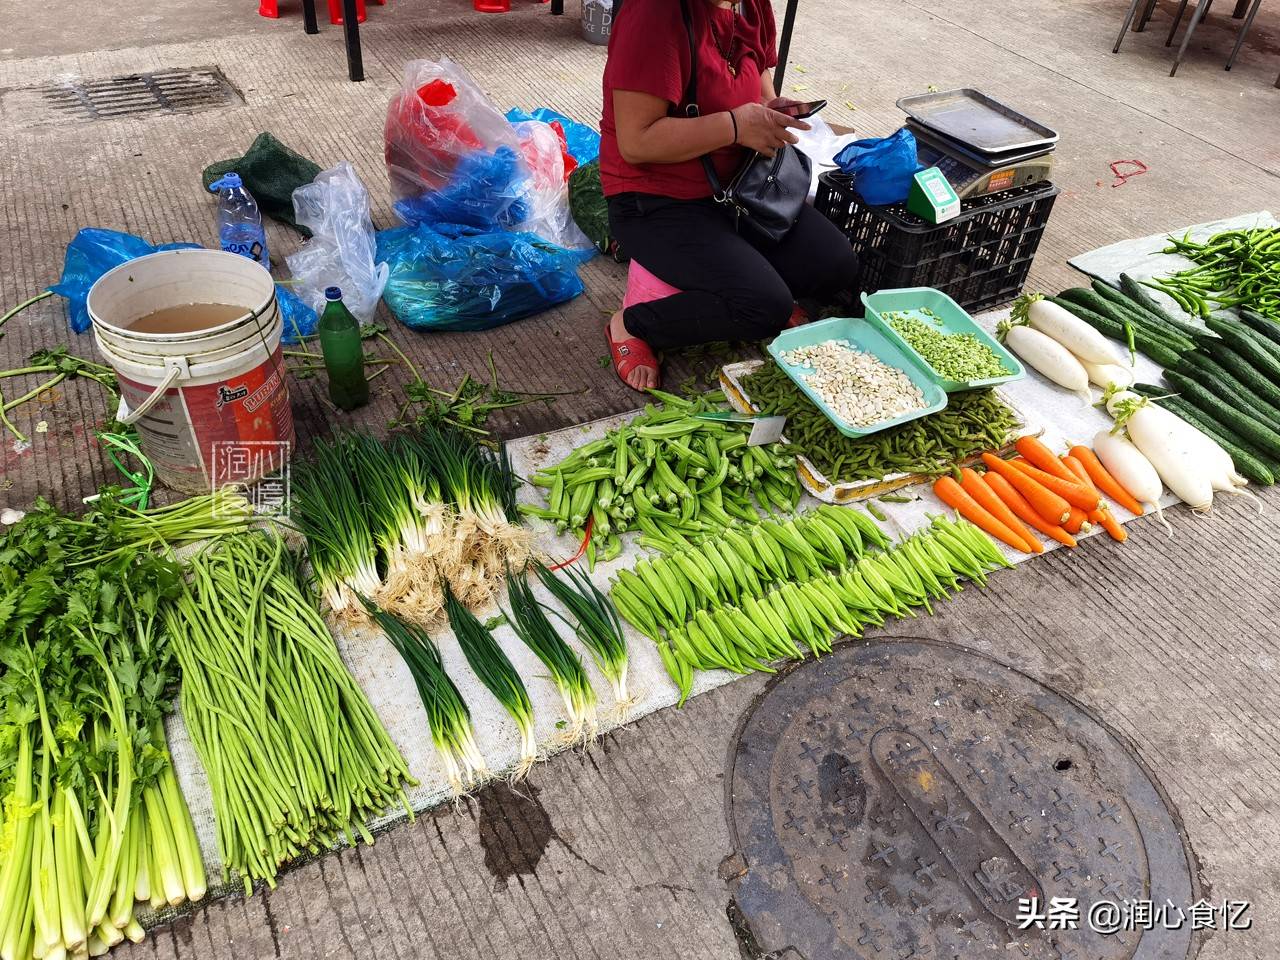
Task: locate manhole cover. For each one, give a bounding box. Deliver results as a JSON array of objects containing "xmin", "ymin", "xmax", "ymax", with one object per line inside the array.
[
  {"xmin": 727, "ymin": 639, "xmax": 1197, "ymax": 960},
  {"xmin": 2, "ymin": 68, "xmax": 239, "ymax": 125}
]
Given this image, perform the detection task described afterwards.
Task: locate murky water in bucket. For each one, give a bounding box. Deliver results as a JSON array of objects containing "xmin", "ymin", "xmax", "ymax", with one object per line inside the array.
[{"xmin": 127, "ymin": 302, "xmax": 247, "ymax": 334}]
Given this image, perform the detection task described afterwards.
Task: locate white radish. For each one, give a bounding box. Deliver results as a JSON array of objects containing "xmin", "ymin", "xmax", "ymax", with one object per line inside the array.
[
  {"xmin": 1021, "ymin": 295, "xmax": 1122, "ymax": 365},
  {"xmin": 1105, "ymin": 391, "xmax": 1214, "ymax": 512},
  {"xmin": 1091, "ymin": 428, "xmax": 1171, "ymax": 535},
  {"xmin": 1080, "ymin": 359, "xmax": 1134, "ymax": 390},
  {"xmin": 1000, "ymin": 323, "xmax": 1092, "ymax": 402}
]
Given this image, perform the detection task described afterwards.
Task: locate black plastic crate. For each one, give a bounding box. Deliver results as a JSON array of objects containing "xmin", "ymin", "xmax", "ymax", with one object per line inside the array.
[{"xmin": 815, "ymin": 173, "xmax": 1059, "ymax": 313}]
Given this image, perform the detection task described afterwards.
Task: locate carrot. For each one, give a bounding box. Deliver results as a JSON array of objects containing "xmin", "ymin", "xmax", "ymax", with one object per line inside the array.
[
  {"xmin": 932, "ymin": 476, "xmax": 1031, "ymax": 553},
  {"xmin": 984, "ymin": 472, "xmax": 1077, "ymax": 548},
  {"xmin": 1063, "ymin": 505, "xmax": 1091, "ymax": 534},
  {"xmin": 1015, "ymin": 436, "xmax": 1081, "ymax": 483},
  {"xmin": 959, "ymin": 468, "xmax": 1040, "ymax": 553},
  {"xmin": 981, "ymin": 453, "xmax": 1071, "ymax": 525},
  {"xmin": 1064, "ymin": 454, "xmax": 1128, "ymax": 542},
  {"xmin": 1068, "ymin": 444, "xmax": 1144, "ymax": 516},
  {"xmin": 1006, "ymin": 458, "xmax": 1101, "ymax": 512}
]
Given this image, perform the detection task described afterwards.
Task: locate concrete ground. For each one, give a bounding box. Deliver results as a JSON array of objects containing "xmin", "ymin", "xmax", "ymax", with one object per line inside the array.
[{"xmin": 1, "ymin": 0, "xmax": 1279, "ymax": 957}]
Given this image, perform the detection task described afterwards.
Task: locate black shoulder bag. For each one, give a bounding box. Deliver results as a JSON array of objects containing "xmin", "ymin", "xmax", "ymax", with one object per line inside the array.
[{"xmin": 677, "ymin": 0, "xmax": 811, "ymax": 243}]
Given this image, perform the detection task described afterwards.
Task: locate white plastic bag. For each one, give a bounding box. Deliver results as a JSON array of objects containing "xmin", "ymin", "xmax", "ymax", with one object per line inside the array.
[
  {"xmin": 510, "ymin": 120, "xmax": 594, "ymax": 253},
  {"xmin": 793, "ymin": 114, "xmax": 858, "ymax": 202},
  {"xmin": 286, "ymin": 162, "xmax": 388, "ymax": 324}
]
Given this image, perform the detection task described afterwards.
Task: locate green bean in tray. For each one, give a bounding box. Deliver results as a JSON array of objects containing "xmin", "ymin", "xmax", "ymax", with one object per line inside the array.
[
  {"xmin": 885, "ymin": 310, "xmax": 1009, "ymax": 381},
  {"xmin": 740, "ymin": 362, "xmax": 1019, "ymax": 483},
  {"xmin": 522, "ymin": 390, "xmax": 800, "ymax": 565}
]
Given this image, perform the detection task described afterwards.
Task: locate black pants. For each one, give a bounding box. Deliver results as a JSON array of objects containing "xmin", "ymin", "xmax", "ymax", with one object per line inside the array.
[{"xmin": 608, "ymin": 193, "xmax": 860, "ymax": 351}]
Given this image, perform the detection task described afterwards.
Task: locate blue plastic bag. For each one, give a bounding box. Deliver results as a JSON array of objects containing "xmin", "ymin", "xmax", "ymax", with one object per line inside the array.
[
  {"xmin": 834, "ymin": 128, "xmax": 923, "ymax": 206},
  {"xmin": 393, "ymin": 146, "xmax": 531, "ymax": 230},
  {"xmin": 50, "ymin": 228, "xmax": 200, "ymax": 333},
  {"xmin": 376, "ymin": 221, "xmax": 584, "ymax": 332},
  {"xmin": 49, "ymin": 227, "xmax": 317, "ymax": 343},
  {"xmin": 274, "ymin": 283, "xmax": 319, "ymax": 343},
  {"xmin": 504, "ymin": 107, "xmax": 601, "ymax": 165}
]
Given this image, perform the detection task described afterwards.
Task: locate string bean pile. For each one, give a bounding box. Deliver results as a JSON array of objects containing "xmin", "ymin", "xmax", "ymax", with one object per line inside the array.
[
  {"xmin": 1147, "ymin": 226, "xmax": 1280, "ymax": 321},
  {"xmin": 165, "ymin": 532, "xmax": 415, "ymax": 890},
  {"xmin": 740, "ymin": 362, "xmax": 1020, "ymax": 483}
]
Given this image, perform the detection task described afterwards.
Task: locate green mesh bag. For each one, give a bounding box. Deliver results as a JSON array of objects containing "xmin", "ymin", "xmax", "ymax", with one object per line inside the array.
[{"xmin": 201, "ymin": 132, "xmax": 322, "ymax": 236}]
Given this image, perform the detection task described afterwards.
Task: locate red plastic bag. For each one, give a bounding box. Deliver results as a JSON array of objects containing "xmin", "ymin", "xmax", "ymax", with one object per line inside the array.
[{"xmin": 384, "ymin": 59, "xmax": 520, "ymax": 201}]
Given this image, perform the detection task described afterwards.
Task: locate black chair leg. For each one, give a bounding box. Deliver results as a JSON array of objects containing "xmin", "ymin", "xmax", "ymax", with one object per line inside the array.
[
  {"xmin": 1225, "ymin": 0, "xmax": 1262, "ymax": 68},
  {"xmin": 1114, "ymin": 0, "xmax": 1143, "ymax": 52},
  {"xmin": 1171, "ymin": 0, "xmax": 1211, "ymax": 74},
  {"xmin": 302, "ymin": 0, "xmax": 318, "ymax": 33},
  {"xmin": 342, "ymin": 0, "xmax": 363, "ymax": 81},
  {"xmin": 1165, "ymin": 0, "xmax": 1190, "ymax": 43},
  {"xmin": 1137, "ymin": 0, "xmax": 1159, "ymax": 29}
]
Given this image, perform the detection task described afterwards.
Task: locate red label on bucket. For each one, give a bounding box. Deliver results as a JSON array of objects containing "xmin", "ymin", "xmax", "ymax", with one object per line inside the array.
[{"xmin": 118, "ymin": 346, "xmax": 294, "ymax": 492}]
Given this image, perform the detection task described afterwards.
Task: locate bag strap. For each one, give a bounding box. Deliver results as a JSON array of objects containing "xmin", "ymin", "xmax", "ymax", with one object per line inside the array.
[{"xmin": 677, "ymin": 0, "xmax": 727, "ymax": 200}]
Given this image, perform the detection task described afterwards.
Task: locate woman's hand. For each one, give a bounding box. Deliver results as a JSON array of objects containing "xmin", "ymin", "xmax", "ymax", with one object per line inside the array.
[{"xmin": 730, "ymin": 102, "xmax": 809, "ymax": 157}]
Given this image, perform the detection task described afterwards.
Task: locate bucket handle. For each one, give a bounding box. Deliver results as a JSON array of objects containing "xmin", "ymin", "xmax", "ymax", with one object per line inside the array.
[{"xmin": 116, "ymin": 360, "xmax": 187, "ymax": 426}]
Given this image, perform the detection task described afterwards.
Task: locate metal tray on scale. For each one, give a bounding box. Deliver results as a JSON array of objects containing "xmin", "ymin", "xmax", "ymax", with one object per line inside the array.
[{"xmin": 896, "ymin": 89, "xmax": 1059, "ymax": 154}]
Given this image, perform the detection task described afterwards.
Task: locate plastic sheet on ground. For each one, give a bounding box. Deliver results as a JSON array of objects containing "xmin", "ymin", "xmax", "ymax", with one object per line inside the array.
[
  {"xmin": 161, "ymin": 309, "xmax": 1179, "ymax": 895},
  {"xmin": 1067, "ymin": 210, "xmax": 1277, "ymax": 321}
]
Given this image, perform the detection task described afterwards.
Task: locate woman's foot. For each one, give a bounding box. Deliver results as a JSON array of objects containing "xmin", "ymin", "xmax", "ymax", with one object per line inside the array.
[{"xmin": 606, "ymin": 311, "xmax": 661, "ymax": 392}]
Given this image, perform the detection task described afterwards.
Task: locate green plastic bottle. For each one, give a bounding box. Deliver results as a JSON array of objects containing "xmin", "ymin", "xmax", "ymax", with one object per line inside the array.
[{"xmin": 318, "ymin": 286, "xmax": 369, "ymax": 411}]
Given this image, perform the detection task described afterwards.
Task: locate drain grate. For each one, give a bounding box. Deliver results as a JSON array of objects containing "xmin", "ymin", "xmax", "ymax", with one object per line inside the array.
[
  {"xmin": 29, "ymin": 68, "xmax": 239, "ymax": 121},
  {"xmin": 727, "ymin": 639, "xmax": 1199, "ymax": 960}
]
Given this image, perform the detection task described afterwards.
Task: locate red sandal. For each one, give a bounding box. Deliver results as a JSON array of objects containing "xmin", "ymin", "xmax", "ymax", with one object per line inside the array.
[{"xmin": 605, "ymin": 319, "xmax": 661, "ymax": 392}]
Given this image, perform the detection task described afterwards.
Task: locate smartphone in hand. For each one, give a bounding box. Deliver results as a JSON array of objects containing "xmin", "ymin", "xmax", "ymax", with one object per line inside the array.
[{"xmin": 774, "ymin": 99, "xmax": 827, "ymax": 120}]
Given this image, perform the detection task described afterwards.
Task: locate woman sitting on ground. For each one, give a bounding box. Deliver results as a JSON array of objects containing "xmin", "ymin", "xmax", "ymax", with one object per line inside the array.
[{"xmin": 600, "ymin": 0, "xmax": 860, "ymax": 391}]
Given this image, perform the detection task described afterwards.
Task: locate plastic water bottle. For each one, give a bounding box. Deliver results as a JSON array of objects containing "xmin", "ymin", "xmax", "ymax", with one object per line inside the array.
[
  {"xmin": 208, "ymin": 172, "xmax": 270, "ymax": 267},
  {"xmin": 318, "ymin": 287, "xmax": 369, "ymax": 411}
]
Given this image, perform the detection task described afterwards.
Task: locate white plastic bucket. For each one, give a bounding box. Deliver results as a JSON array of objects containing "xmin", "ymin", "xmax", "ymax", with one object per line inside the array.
[{"xmin": 87, "ymin": 249, "xmax": 295, "ymax": 494}]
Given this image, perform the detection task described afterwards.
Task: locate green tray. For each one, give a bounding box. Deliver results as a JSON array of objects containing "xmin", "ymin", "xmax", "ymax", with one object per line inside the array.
[
  {"xmin": 861, "ymin": 287, "xmax": 1025, "ymax": 392},
  {"xmin": 767, "ymin": 317, "xmax": 947, "ymax": 438}
]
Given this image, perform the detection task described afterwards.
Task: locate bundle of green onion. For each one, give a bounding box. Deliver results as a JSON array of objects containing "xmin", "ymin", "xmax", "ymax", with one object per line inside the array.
[
  {"xmin": 505, "ymin": 571, "xmax": 598, "ymax": 744},
  {"xmin": 536, "ymin": 562, "xmax": 631, "ymax": 716},
  {"xmin": 291, "ymin": 427, "xmax": 530, "ymax": 625},
  {"xmin": 443, "ymin": 588, "xmax": 538, "ymax": 778},
  {"xmin": 0, "ymin": 494, "xmax": 209, "ymax": 960},
  {"xmin": 165, "ymin": 532, "xmax": 415, "ymax": 888},
  {"xmin": 366, "ymin": 599, "xmax": 488, "ymax": 793}
]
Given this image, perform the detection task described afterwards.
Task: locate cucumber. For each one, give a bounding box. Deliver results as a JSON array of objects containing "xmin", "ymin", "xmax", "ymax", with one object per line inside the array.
[
  {"xmin": 1162, "ymin": 368, "xmax": 1280, "ymax": 459},
  {"xmin": 1176, "ymin": 352, "xmax": 1280, "ymax": 428},
  {"xmin": 1152, "ymin": 395, "xmax": 1276, "ymax": 486},
  {"xmin": 1224, "ymin": 312, "xmax": 1280, "ymax": 365},
  {"xmin": 1204, "ymin": 318, "xmax": 1280, "ymax": 385},
  {"xmin": 1206, "ymin": 343, "xmax": 1280, "ymax": 409},
  {"xmin": 1120, "ymin": 272, "xmax": 1203, "ymax": 336},
  {"xmin": 1087, "ymin": 281, "xmax": 1198, "ymax": 350},
  {"xmin": 1050, "ymin": 296, "xmax": 1184, "ymax": 368},
  {"xmin": 1240, "ymin": 309, "xmax": 1280, "ymax": 351}
]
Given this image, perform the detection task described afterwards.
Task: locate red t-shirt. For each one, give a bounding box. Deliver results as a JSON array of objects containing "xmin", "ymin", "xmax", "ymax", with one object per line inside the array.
[{"xmin": 600, "ymin": 0, "xmax": 778, "ymax": 199}]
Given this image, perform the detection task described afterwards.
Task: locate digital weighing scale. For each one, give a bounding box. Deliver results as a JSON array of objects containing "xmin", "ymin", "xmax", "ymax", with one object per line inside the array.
[
  {"xmin": 909, "ymin": 122, "xmax": 1055, "ymax": 198},
  {"xmin": 897, "ymin": 89, "xmax": 1057, "ymax": 199}
]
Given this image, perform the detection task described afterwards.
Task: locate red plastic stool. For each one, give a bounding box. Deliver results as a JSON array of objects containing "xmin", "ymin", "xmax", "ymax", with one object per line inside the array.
[
  {"xmin": 473, "ymin": 0, "xmax": 511, "ymax": 10},
  {"xmin": 327, "ymin": 0, "xmax": 366, "ymax": 24},
  {"xmin": 623, "ymin": 260, "xmax": 681, "ymax": 309}
]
